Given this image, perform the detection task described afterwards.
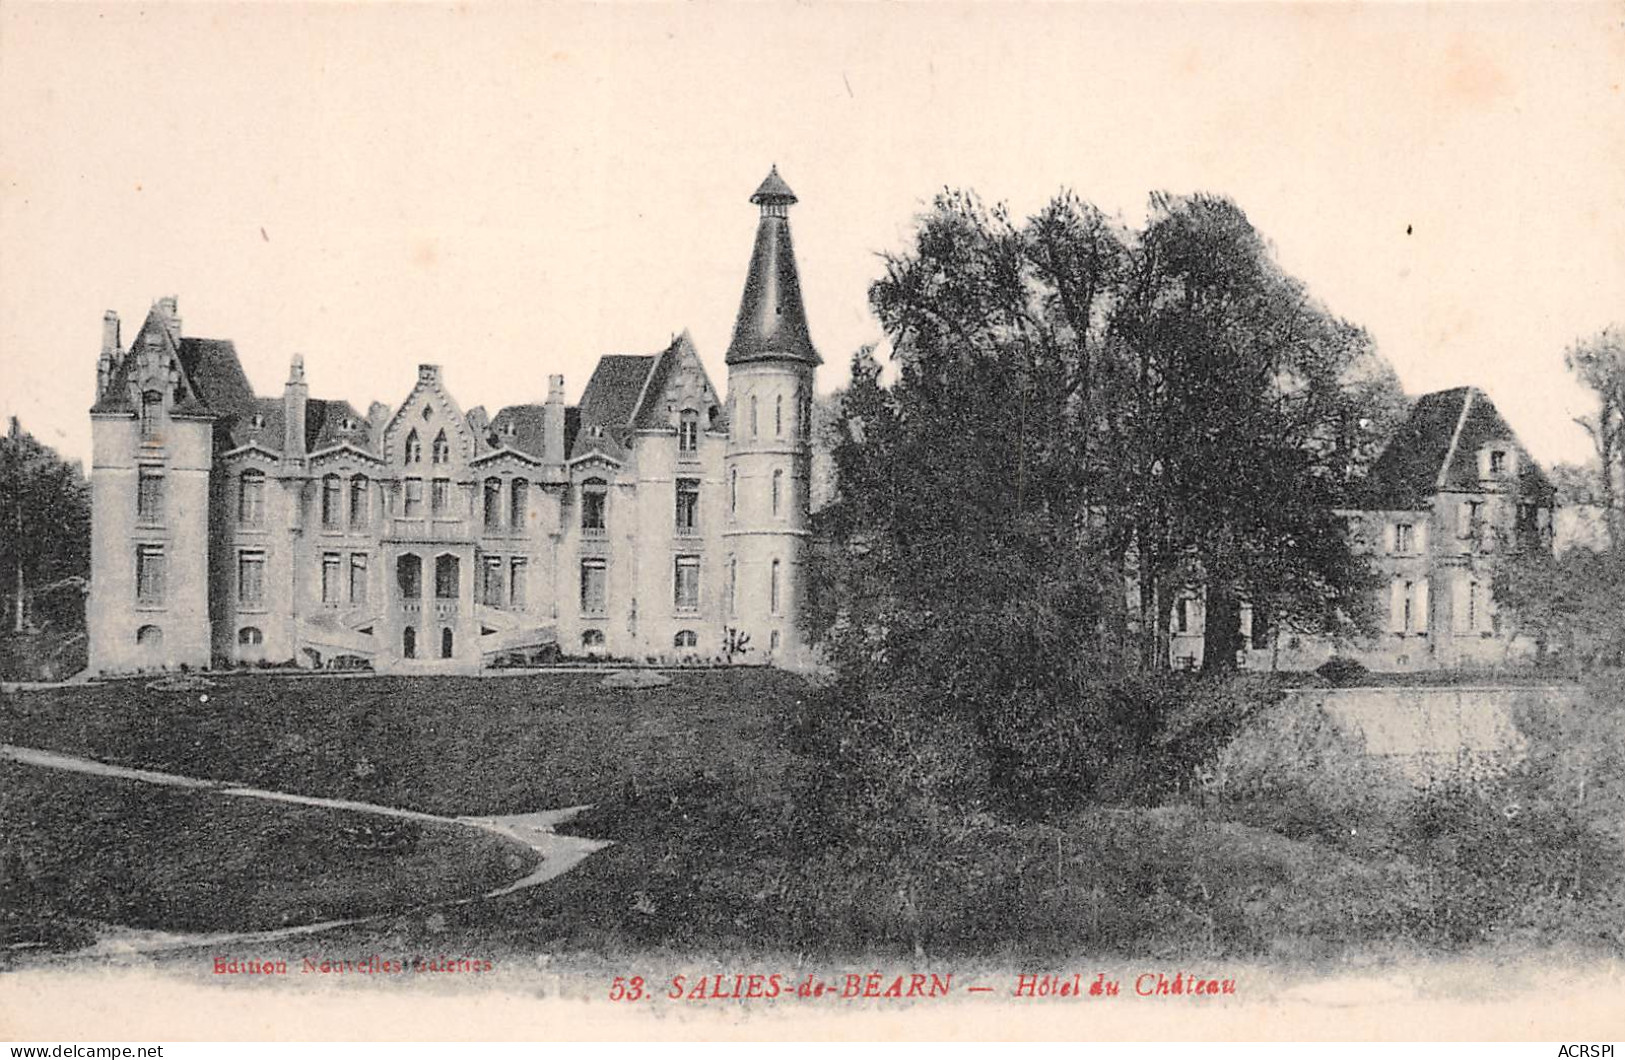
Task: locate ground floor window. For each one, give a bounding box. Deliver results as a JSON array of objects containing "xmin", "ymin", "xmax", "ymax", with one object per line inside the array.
[
  {"xmin": 238, "ymin": 626, "xmax": 263, "ymax": 645},
  {"xmin": 509, "ymin": 557, "xmax": 528, "ymax": 609},
  {"xmin": 322, "ymin": 552, "xmax": 342, "ymax": 605},
  {"xmin": 581, "ymin": 628, "xmax": 605, "ymax": 650},
  {"xmin": 136, "ymin": 624, "xmax": 163, "ymax": 649},
  {"xmin": 403, "ymin": 625, "xmax": 417, "ymax": 659},
  {"xmin": 482, "ymin": 555, "xmax": 504, "ymax": 606},
  {"xmin": 674, "ymin": 629, "xmax": 697, "ymax": 649},
  {"xmin": 674, "ymin": 555, "xmax": 700, "ymax": 612},
  {"xmin": 238, "ymin": 550, "xmax": 265, "ymax": 608},
  {"xmin": 770, "ymin": 630, "xmax": 781, "ymax": 654},
  {"xmin": 435, "ymin": 554, "xmax": 460, "ymax": 599},
  {"xmin": 397, "ymin": 554, "xmax": 422, "ymax": 598},
  {"xmin": 580, "ymin": 558, "xmax": 607, "ymax": 615},
  {"xmin": 441, "ymin": 626, "xmax": 454, "ymax": 658},
  {"xmin": 136, "ymin": 545, "xmax": 166, "ymax": 606}
]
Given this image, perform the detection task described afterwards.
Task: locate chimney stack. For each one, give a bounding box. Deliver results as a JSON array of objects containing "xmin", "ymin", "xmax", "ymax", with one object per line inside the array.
[
  {"xmin": 155, "ymin": 296, "xmax": 181, "ymax": 342},
  {"xmin": 543, "ymin": 374, "xmax": 566, "ymax": 465},
  {"xmin": 283, "ymin": 354, "xmax": 308, "ymax": 466},
  {"xmin": 96, "ymin": 310, "xmax": 121, "ymax": 399}
]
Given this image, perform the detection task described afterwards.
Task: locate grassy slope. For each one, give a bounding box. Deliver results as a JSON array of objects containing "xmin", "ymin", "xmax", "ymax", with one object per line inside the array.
[
  {"xmin": 0, "ymin": 670, "xmax": 809, "ymax": 816},
  {"xmin": 0, "ymin": 760, "xmax": 536, "ymax": 954}
]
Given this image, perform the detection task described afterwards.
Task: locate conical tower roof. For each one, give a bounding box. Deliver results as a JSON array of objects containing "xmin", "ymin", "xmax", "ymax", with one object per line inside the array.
[{"xmin": 725, "ymin": 167, "xmax": 821, "ymax": 367}]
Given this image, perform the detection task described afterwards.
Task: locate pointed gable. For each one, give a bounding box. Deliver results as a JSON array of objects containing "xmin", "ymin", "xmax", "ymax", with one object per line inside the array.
[
  {"xmin": 631, "ymin": 331, "xmax": 724, "ymax": 430},
  {"xmin": 91, "ymin": 305, "xmax": 210, "ymax": 417},
  {"xmin": 381, "ymin": 364, "xmax": 475, "ymax": 466}
]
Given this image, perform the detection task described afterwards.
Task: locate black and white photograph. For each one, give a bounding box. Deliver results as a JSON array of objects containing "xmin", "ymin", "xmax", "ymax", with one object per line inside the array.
[{"xmin": 1, "ymin": 0, "xmax": 1622, "ymax": 1047}]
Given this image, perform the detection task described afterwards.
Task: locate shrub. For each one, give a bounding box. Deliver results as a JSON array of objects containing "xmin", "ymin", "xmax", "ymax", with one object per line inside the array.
[{"xmin": 1316, "ymin": 656, "xmax": 1369, "ymax": 686}]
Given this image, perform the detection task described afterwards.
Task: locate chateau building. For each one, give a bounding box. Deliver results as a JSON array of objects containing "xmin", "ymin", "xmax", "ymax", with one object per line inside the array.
[
  {"xmin": 1169, "ymin": 386, "xmax": 1557, "ymax": 672},
  {"xmin": 87, "ymin": 168, "xmax": 820, "ymax": 675}
]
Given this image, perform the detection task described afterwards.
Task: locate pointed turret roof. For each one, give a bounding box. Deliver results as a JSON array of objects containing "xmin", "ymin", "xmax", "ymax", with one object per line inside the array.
[{"xmin": 725, "ymin": 167, "xmax": 821, "ymax": 367}]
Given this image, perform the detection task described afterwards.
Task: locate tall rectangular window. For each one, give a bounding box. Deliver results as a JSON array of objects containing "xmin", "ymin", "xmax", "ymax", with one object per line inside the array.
[
  {"xmin": 771, "ymin": 469, "xmax": 784, "ymax": 518},
  {"xmin": 510, "ymin": 478, "xmax": 529, "ymax": 532},
  {"xmin": 675, "ymin": 478, "xmax": 700, "ymax": 535},
  {"xmin": 727, "ymin": 555, "xmax": 737, "ymax": 617},
  {"xmin": 483, "ymin": 478, "xmax": 503, "ymax": 529},
  {"xmin": 237, "ymin": 550, "xmax": 265, "ymax": 608},
  {"xmin": 322, "ymin": 552, "xmax": 342, "ymax": 605},
  {"xmin": 349, "ymin": 553, "xmax": 368, "ymax": 605},
  {"xmin": 580, "ymin": 558, "xmax": 607, "ymax": 615},
  {"xmin": 139, "ymin": 391, "xmax": 163, "ymax": 440},
  {"xmin": 581, "ymin": 480, "xmax": 607, "ymax": 535},
  {"xmin": 322, "ymin": 475, "xmax": 342, "ymax": 529},
  {"xmin": 403, "ymin": 478, "xmax": 424, "ymax": 518},
  {"xmin": 770, "ymin": 558, "xmax": 782, "ymax": 616},
  {"xmin": 136, "ymin": 545, "xmax": 166, "ymax": 606},
  {"xmin": 674, "ymin": 555, "xmax": 700, "ymax": 613},
  {"xmin": 349, "ymin": 476, "xmax": 369, "ymax": 528},
  {"xmin": 137, "ymin": 467, "xmax": 164, "ymax": 524},
  {"xmin": 238, "ymin": 470, "xmax": 265, "ymax": 527},
  {"xmin": 431, "ymin": 477, "xmax": 451, "ymax": 516},
  {"xmin": 1395, "ymin": 523, "xmax": 1415, "ymax": 554},
  {"xmin": 482, "ymin": 555, "xmax": 505, "ymax": 606},
  {"xmin": 509, "ymin": 557, "xmax": 528, "ymax": 609},
  {"xmin": 679, "ymin": 410, "xmax": 699, "ymax": 456}
]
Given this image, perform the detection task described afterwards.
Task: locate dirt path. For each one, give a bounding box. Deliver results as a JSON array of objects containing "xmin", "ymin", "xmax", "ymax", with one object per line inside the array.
[{"xmin": 0, "ymin": 742, "xmax": 611, "ymax": 955}]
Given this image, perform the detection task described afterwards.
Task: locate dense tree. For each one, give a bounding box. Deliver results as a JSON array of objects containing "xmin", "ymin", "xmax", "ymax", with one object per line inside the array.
[
  {"xmin": 1565, "ymin": 325, "xmax": 1625, "ymax": 550},
  {"xmin": 816, "ymin": 188, "xmax": 1403, "ymax": 807},
  {"xmin": 0, "ymin": 418, "xmax": 90, "ymax": 635}
]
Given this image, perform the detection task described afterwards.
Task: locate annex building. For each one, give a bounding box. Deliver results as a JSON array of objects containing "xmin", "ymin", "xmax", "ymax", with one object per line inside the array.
[
  {"xmin": 1170, "ymin": 386, "xmax": 1557, "ymax": 672},
  {"xmin": 87, "ymin": 168, "xmax": 820, "ymax": 675}
]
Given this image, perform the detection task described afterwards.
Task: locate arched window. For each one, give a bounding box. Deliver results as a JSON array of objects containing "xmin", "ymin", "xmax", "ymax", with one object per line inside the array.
[
  {"xmin": 678, "ymin": 409, "xmax": 699, "ymax": 455},
  {"xmin": 581, "ymin": 478, "xmax": 607, "ymax": 534},
  {"xmin": 510, "ymin": 478, "xmax": 529, "ymax": 531},
  {"xmin": 238, "ymin": 469, "xmax": 265, "ymax": 527},
  {"xmin": 435, "ymin": 554, "xmax": 460, "ymax": 599},
  {"xmin": 581, "ymin": 628, "xmax": 605, "ymax": 649},
  {"xmin": 238, "ymin": 626, "xmax": 263, "ymax": 645},
  {"xmin": 349, "ymin": 474, "xmax": 369, "ymax": 527},
  {"xmin": 136, "ymin": 624, "xmax": 163, "ymax": 649},
  {"xmin": 771, "ymin": 468, "xmax": 784, "ymax": 517},
  {"xmin": 396, "ymin": 554, "xmax": 422, "ymax": 599},
  {"xmin": 441, "ymin": 626, "xmax": 454, "ymax": 659},
  {"xmin": 770, "ymin": 558, "xmax": 782, "ymax": 615},
  {"xmin": 775, "ymin": 394, "xmax": 783, "ymax": 437},
  {"xmin": 404, "ymin": 429, "xmax": 422, "ymax": 464},
  {"xmin": 432, "ymin": 429, "xmax": 450, "ymax": 464},
  {"xmin": 140, "ymin": 391, "xmax": 163, "ymax": 440},
  {"xmin": 483, "ymin": 477, "xmax": 503, "ymax": 529},
  {"xmin": 321, "ymin": 474, "xmax": 342, "ymax": 529},
  {"xmin": 674, "ymin": 630, "xmax": 698, "ymax": 649},
  {"xmin": 750, "ymin": 395, "xmax": 759, "ymax": 437},
  {"xmin": 402, "ymin": 625, "xmax": 417, "ymax": 659}
]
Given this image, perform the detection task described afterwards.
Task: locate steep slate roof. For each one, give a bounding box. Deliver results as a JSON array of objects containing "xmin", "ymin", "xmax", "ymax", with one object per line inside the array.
[
  {"xmin": 578, "ymin": 355, "xmax": 656, "ymax": 428},
  {"xmin": 307, "ymin": 398, "xmax": 375, "ymax": 454},
  {"xmin": 1359, "ymin": 386, "xmax": 1553, "ymax": 509},
  {"xmin": 725, "ymin": 168, "xmax": 821, "ymax": 367},
  {"xmin": 487, "ymin": 404, "xmax": 549, "ymax": 461}
]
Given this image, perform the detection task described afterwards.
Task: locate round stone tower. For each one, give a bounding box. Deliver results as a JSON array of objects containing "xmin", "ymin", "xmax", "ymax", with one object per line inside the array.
[{"xmin": 722, "ymin": 166, "xmax": 820, "ymax": 665}]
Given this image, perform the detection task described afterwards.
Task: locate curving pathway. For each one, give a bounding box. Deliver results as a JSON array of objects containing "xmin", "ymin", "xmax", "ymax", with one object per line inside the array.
[{"xmin": 0, "ymin": 742, "xmax": 611, "ymax": 956}]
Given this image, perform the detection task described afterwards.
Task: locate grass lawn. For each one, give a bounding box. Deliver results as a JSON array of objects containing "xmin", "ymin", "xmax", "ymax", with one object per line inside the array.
[
  {"xmin": 0, "ymin": 670, "xmax": 811, "ymax": 817},
  {"xmin": 0, "ymin": 760, "xmax": 536, "ymax": 958}
]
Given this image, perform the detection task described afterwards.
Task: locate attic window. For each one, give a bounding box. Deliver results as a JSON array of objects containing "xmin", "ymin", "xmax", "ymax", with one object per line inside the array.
[
  {"xmin": 344, "ymin": 417, "xmax": 358, "ymax": 431},
  {"xmin": 501, "ymin": 421, "xmax": 516, "ymax": 437},
  {"xmin": 421, "ymin": 406, "xmax": 432, "ymax": 421},
  {"xmin": 1489, "ymin": 450, "xmax": 1507, "ymax": 476},
  {"xmin": 249, "ymin": 414, "xmax": 265, "ymax": 430}
]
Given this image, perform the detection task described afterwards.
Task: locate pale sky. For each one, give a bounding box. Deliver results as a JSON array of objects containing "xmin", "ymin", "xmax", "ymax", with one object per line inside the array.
[{"xmin": 2, "ymin": 3, "xmax": 1621, "ymax": 471}]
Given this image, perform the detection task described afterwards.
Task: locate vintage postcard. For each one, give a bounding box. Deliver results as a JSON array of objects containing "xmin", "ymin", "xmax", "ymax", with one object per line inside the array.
[{"xmin": 1, "ymin": 0, "xmax": 1623, "ymax": 1046}]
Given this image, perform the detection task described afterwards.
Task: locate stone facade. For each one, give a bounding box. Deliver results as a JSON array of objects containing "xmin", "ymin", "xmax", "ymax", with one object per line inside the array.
[
  {"xmin": 1168, "ymin": 386, "xmax": 1558, "ymax": 673},
  {"xmin": 86, "ymin": 169, "xmax": 820, "ymax": 675}
]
